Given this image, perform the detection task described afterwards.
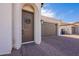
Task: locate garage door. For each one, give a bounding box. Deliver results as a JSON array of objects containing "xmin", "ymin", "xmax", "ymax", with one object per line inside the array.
[{"xmin": 42, "ymin": 22, "xmax": 57, "ymax": 36}]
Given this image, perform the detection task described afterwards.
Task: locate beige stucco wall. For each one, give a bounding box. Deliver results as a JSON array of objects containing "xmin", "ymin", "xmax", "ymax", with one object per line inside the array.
[
  {"xmin": 34, "ymin": 4, "xmax": 41, "ymax": 44},
  {"xmin": 42, "ymin": 16, "xmax": 60, "ymax": 24},
  {"xmin": 0, "ymin": 3, "xmax": 41, "ymax": 55},
  {"xmin": 0, "ymin": 4, "xmax": 12, "ymax": 55},
  {"xmin": 22, "ymin": 5, "xmax": 34, "ymax": 12},
  {"xmin": 76, "ymin": 26, "xmax": 79, "ymax": 34},
  {"xmin": 12, "ymin": 4, "xmax": 22, "ymax": 49},
  {"xmin": 42, "ymin": 16, "xmax": 61, "ymax": 36},
  {"xmin": 73, "ymin": 26, "xmax": 79, "ymax": 34},
  {"xmin": 59, "ymin": 25, "xmax": 72, "ymax": 36},
  {"xmin": 59, "ymin": 22, "xmax": 79, "ymax": 35},
  {"xmin": 13, "ymin": 3, "xmax": 41, "ymax": 49},
  {"xmin": 77, "ymin": 26, "xmax": 79, "ymax": 34}
]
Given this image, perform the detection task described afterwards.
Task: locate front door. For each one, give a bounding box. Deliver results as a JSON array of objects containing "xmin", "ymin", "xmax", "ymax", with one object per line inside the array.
[{"xmin": 22, "ymin": 10, "xmax": 34, "ymax": 43}]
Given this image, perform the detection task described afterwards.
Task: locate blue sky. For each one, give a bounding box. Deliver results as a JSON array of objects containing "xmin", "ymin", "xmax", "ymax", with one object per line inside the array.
[{"xmin": 41, "ymin": 3, "xmax": 79, "ymax": 23}]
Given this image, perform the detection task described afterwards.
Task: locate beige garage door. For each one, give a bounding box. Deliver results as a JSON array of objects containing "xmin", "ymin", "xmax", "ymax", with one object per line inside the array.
[
  {"xmin": 72, "ymin": 27, "xmax": 76, "ymax": 34},
  {"xmin": 42, "ymin": 22, "xmax": 57, "ymax": 36}
]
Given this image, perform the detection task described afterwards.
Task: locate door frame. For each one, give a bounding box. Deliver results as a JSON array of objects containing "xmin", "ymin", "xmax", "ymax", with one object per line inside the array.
[
  {"xmin": 22, "ymin": 9, "xmax": 34, "ymax": 44},
  {"xmin": 13, "ymin": 4, "xmax": 41, "ymax": 49}
]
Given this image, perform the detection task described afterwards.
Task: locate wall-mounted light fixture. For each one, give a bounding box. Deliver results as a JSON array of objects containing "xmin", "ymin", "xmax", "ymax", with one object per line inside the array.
[
  {"xmin": 41, "ymin": 3, "xmax": 44, "ymax": 7},
  {"xmin": 41, "ymin": 20, "xmax": 44, "ymax": 24}
]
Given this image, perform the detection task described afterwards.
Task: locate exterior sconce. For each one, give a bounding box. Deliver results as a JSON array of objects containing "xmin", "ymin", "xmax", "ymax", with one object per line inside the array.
[
  {"xmin": 41, "ymin": 20, "xmax": 44, "ymax": 24},
  {"xmin": 41, "ymin": 3, "xmax": 44, "ymax": 7}
]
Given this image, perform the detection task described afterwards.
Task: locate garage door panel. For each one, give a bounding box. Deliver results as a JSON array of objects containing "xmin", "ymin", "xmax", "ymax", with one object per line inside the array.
[{"xmin": 42, "ymin": 22, "xmax": 57, "ymax": 36}]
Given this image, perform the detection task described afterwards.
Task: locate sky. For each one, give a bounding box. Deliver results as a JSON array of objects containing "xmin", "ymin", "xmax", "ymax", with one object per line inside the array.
[{"xmin": 41, "ymin": 3, "xmax": 79, "ymax": 23}]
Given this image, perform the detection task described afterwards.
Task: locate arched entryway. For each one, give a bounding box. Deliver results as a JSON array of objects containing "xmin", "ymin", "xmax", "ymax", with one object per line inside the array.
[
  {"xmin": 13, "ymin": 3, "xmax": 41, "ymax": 49},
  {"xmin": 22, "ymin": 5, "xmax": 34, "ymax": 44}
]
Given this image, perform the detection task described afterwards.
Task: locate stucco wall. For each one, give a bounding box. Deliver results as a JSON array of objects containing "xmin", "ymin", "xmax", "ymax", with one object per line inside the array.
[
  {"xmin": 59, "ymin": 26, "xmax": 72, "ymax": 35},
  {"xmin": 0, "ymin": 3, "xmax": 41, "ymax": 55},
  {"xmin": 0, "ymin": 3, "xmax": 65, "ymax": 55},
  {"xmin": 77, "ymin": 26, "xmax": 79, "ymax": 34},
  {"xmin": 13, "ymin": 3, "xmax": 41, "ymax": 49},
  {"xmin": 0, "ymin": 4, "xmax": 12, "ymax": 55},
  {"xmin": 42, "ymin": 16, "xmax": 60, "ymax": 24},
  {"xmin": 34, "ymin": 3, "xmax": 41, "ymax": 44},
  {"xmin": 12, "ymin": 4, "xmax": 22, "ymax": 49},
  {"xmin": 76, "ymin": 26, "xmax": 79, "ymax": 34},
  {"xmin": 73, "ymin": 26, "xmax": 79, "ymax": 34},
  {"xmin": 42, "ymin": 16, "xmax": 61, "ymax": 36}
]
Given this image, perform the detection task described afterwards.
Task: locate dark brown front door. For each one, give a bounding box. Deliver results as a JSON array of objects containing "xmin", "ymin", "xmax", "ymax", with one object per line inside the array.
[{"xmin": 22, "ymin": 10, "xmax": 34, "ymax": 43}]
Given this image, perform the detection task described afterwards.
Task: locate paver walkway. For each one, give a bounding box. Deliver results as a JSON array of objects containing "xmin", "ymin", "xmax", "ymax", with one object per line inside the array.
[{"xmin": 3, "ymin": 35, "xmax": 79, "ymax": 56}]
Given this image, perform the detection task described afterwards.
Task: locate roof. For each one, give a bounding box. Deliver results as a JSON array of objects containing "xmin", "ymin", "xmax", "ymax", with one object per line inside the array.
[
  {"xmin": 60, "ymin": 22, "xmax": 79, "ymax": 26},
  {"xmin": 41, "ymin": 16, "xmax": 62, "ymax": 24},
  {"xmin": 41, "ymin": 16, "xmax": 79, "ymax": 26}
]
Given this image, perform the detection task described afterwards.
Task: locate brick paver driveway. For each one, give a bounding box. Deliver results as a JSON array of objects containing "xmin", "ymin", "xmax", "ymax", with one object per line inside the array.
[{"xmin": 3, "ymin": 35, "xmax": 79, "ymax": 56}]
